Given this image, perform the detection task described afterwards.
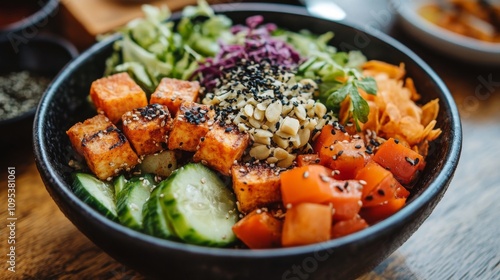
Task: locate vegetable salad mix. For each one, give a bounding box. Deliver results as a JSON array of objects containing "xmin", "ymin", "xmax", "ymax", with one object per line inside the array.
[{"xmin": 66, "ymin": 0, "xmax": 442, "ymax": 249}]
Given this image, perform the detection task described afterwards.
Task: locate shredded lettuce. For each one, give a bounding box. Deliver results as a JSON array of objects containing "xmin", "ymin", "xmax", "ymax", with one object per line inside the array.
[{"xmin": 104, "ymin": 0, "xmax": 233, "ymax": 93}]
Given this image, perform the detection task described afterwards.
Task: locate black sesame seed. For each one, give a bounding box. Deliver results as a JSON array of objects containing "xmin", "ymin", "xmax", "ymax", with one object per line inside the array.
[{"xmin": 370, "ymin": 139, "xmax": 380, "ymax": 147}]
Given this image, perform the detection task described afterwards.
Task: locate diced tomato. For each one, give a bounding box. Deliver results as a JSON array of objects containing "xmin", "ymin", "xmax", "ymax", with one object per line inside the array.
[
  {"xmin": 280, "ymin": 165, "xmax": 334, "ymax": 206},
  {"xmin": 373, "ymin": 138, "xmax": 425, "ymax": 185},
  {"xmin": 282, "ymin": 203, "xmax": 332, "ymax": 247},
  {"xmin": 355, "ymin": 161, "xmax": 409, "ymax": 207},
  {"xmin": 232, "ymin": 210, "xmax": 283, "ymax": 249},
  {"xmin": 329, "ymin": 180, "xmax": 363, "ymax": 221},
  {"xmin": 331, "ymin": 215, "xmax": 368, "ymax": 239},
  {"xmin": 359, "ymin": 198, "xmax": 407, "ymax": 225},
  {"xmin": 313, "ymin": 124, "xmax": 350, "ymax": 154},
  {"xmin": 318, "ymin": 138, "xmax": 368, "ymax": 180}
]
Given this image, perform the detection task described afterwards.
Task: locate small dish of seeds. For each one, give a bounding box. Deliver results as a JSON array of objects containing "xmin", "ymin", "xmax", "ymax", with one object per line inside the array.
[{"xmin": 0, "ymin": 34, "xmax": 78, "ymax": 146}]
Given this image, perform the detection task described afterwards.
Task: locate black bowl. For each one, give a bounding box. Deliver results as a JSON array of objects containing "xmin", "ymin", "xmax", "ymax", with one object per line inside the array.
[
  {"xmin": 33, "ymin": 3, "xmax": 462, "ymax": 280},
  {"xmin": 0, "ymin": 0, "xmax": 59, "ymax": 39},
  {"xmin": 0, "ymin": 34, "xmax": 78, "ymax": 148}
]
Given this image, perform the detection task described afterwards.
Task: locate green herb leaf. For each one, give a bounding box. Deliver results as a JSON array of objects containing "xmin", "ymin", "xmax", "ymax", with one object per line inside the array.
[
  {"xmin": 355, "ymin": 77, "xmax": 377, "ymax": 95},
  {"xmin": 318, "ymin": 80, "xmax": 343, "ymax": 102},
  {"xmin": 322, "ymin": 79, "xmax": 375, "ymax": 131},
  {"xmin": 325, "ymin": 83, "xmax": 352, "ymax": 113},
  {"xmin": 349, "ymin": 87, "xmax": 370, "ymax": 130}
]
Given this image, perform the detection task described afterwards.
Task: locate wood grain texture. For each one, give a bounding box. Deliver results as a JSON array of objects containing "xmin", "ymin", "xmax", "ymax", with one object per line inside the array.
[{"xmin": 1, "ymin": 1, "xmax": 500, "ymax": 279}]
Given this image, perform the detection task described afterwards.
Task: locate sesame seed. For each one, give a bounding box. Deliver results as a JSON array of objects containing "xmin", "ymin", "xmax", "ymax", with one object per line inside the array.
[
  {"xmin": 405, "ymin": 156, "xmax": 416, "ymax": 166},
  {"xmin": 320, "ymin": 174, "xmax": 330, "ymax": 182}
]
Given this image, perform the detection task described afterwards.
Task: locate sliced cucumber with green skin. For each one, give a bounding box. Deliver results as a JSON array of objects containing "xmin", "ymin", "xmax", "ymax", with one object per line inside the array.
[
  {"xmin": 142, "ymin": 180, "xmax": 177, "ymax": 240},
  {"xmin": 116, "ymin": 174, "xmax": 156, "ymax": 231},
  {"xmin": 72, "ymin": 173, "xmax": 118, "ymax": 221},
  {"xmin": 113, "ymin": 174, "xmax": 127, "ymax": 196},
  {"xmin": 161, "ymin": 163, "xmax": 239, "ymax": 247}
]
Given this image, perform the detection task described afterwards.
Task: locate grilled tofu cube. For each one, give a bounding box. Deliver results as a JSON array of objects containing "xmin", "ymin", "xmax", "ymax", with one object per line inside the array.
[
  {"xmin": 122, "ymin": 104, "xmax": 172, "ymax": 156},
  {"xmin": 90, "ymin": 72, "xmax": 148, "ymax": 123},
  {"xmin": 231, "ymin": 164, "xmax": 282, "ymax": 214},
  {"xmin": 81, "ymin": 125, "xmax": 139, "ymax": 181},
  {"xmin": 167, "ymin": 102, "xmax": 214, "ymax": 152},
  {"xmin": 66, "ymin": 114, "xmax": 113, "ymax": 156},
  {"xmin": 150, "ymin": 78, "xmax": 200, "ymax": 114},
  {"xmin": 193, "ymin": 124, "xmax": 250, "ymax": 176}
]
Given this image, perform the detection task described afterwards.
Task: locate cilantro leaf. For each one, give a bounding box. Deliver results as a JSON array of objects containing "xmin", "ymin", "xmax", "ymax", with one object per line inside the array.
[
  {"xmin": 322, "ymin": 78, "xmax": 376, "ymax": 131},
  {"xmin": 325, "ymin": 83, "xmax": 352, "ymax": 112},
  {"xmin": 349, "ymin": 88, "xmax": 370, "ymax": 131},
  {"xmin": 355, "ymin": 77, "xmax": 377, "ymax": 95}
]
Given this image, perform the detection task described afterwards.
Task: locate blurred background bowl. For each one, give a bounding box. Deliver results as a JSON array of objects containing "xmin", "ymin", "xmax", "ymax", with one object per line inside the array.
[
  {"xmin": 0, "ymin": 0, "xmax": 59, "ymax": 38},
  {"xmin": 394, "ymin": 0, "xmax": 500, "ymax": 65},
  {"xmin": 33, "ymin": 3, "xmax": 461, "ymax": 280},
  {"xmin": 0, "ymin": 34, "xmax": 78, "ymax": 148}
]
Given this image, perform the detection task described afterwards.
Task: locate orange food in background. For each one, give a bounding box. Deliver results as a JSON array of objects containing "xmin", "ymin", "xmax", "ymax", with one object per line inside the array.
[{"xmin": 419, "ymin": 0, "xmax": 500, "ymax": 43}]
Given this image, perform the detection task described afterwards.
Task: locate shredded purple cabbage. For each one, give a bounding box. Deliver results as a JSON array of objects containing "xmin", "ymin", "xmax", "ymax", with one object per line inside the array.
[{"xmin": 193, "ymin": 15, "xmax": 303, "ymax": 91}]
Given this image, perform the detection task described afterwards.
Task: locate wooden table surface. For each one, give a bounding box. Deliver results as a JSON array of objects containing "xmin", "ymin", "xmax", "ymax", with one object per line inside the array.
[{"xmin": 1, "ymin": 1, "xmax": 500, "ymax": 279}]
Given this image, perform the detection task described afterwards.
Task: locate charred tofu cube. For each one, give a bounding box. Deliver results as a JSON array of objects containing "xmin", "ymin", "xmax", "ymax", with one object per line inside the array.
[
  {"xmin": 122, "ymin": 104, "xmax": 172, "ymax": 156},
  {"xmin": 167, "ymin": 102, "xmax": 214, "ymax": 152},
  {"xmin": 81, "ymin": 126, "xmax": 139, "ymax": 181},
  {"xmin": 193, "ymin": 124, "xmax": 250, "ymax": 176},
  {"xmin": 150, "ymin": 78, "xmax": 200, "ymax": 114},
  {"xmin": 231, "ymin": 164, "xmax": 282, "ymax": 213},
  {"xmin": 66, "ymin": 114, "xmax": 113, "ymax": 156},
  {"xmin": 90, "ymin": 72, "xmax": 148, "ymax": 123}
]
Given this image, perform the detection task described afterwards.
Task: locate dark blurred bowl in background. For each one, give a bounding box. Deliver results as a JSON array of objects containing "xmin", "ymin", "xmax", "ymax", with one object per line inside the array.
[
  {"xmin": 0, "ymin": 0, "xmax": 59, "ymax": 38},
  {"xmin": 0, "ymin": 34, "xmax": 78, "ymax": 148}
]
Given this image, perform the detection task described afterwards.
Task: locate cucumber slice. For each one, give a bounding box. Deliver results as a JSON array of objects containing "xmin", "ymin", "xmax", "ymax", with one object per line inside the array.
[
  {"xmin": 116, "ymin": 174, "xmax": 155, "ymax": 230},
  {"xmin": 113, "ymin": 174, "xmax": 127, "ymax": 196},
  {"xmin": 72, "ymin": 173, "xmax": 118, "ymax": 221},
  {"xmin": 140, "ymin": 150, "xmax": 177, "ymax": 177},
  {"xmin": 142, "ymin": 180, "xmax": 178, "ymax": 240},
  {"xmin": 161, "ymin": 163, "xmax": 239, "ymax": 246}
]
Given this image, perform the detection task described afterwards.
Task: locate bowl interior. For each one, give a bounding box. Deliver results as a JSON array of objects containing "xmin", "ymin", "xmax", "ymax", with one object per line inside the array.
[{"xmin": 34, "ymin": 3, "xmax": 462, "ymax": 279}]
